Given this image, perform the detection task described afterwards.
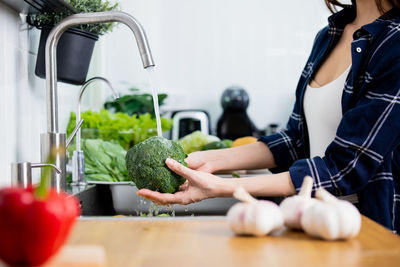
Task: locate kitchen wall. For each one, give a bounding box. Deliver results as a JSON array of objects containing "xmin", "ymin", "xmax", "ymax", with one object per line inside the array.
[
  {"xmin": 0, "ymin": 2, "xmax": 18, "ymax": 187},
  {"xmin": 103, "ymin": 0, "xmax": 331, "ymax": 133},
  {"xmin": 0, "ymin": 2, "xmax": 106, "ymax": 185},
  {"xmin": 0, "ymin": 0, "xmax": 337, "ymax": 185}
]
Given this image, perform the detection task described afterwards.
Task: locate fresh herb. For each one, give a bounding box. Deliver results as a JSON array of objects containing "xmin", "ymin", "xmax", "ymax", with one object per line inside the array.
[
  {"xmin": 28, "ymin": 0, "xmax": 119, "ymax": 35},
  {"xmin": 104, "ymin": 88, "xmax": 168, "ymax": 117},
  {"xmin": 66, "ymin": 109, "xmax": 173, "ymax": 150},
  {"xmin": 232, "ymin": 171, "xmax": 241, "ymax": 178}
]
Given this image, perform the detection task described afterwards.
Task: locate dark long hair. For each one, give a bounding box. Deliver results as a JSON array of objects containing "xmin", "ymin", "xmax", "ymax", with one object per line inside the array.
[{"xmin": 325, "ymin": 0, "xmax": 400, "ymax": 14}]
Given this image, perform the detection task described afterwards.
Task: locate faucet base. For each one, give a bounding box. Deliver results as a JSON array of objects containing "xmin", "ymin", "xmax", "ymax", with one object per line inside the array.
[
  {"xmin": 72, "ymin": 150, "xmax": 86, "ymax": 185},
  {"xmin": 40, "ymin": 132, "xmax": 67, "ymax": 192}
]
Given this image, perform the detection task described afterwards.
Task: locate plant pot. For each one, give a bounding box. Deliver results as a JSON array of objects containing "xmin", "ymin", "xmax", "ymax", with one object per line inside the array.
[{"xmin": 35, "ymin": 27, "xmax": 99, "ymax": 85}]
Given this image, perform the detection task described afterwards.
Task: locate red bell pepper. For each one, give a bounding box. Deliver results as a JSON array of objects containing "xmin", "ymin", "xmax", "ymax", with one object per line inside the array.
[{"xmin": 0, "ymin": 165, "xmax": 80, "ymax": 266}]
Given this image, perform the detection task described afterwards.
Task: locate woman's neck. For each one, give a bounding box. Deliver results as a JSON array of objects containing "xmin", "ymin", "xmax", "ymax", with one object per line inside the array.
[{"xmin": 352, "ymin": 0, "xmax": 393, "ymax": 26}]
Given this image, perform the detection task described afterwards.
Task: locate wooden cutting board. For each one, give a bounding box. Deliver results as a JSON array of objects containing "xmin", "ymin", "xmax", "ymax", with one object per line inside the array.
[
  {"xmin": 64, "ymin": 216, "xmax": 400, "ymax": 267},
  {"xmin": 44, "ymin": 245, "xmax": 106, "ymax": 267},
  {"xmin": 1, "ymin": 216, "xmax": 399, "ymax": 267}
]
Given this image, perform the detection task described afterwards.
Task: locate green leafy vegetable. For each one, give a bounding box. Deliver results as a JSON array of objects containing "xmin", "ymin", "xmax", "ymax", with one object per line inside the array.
[
  {"xmin": 202, "ymin": 141, "xmax": 228, "ymax": 151},
  {"xmin": 104, "ymin": 88, "xmax": 168, "ymax": 116},
  {"xmin": 156, "ymin": 213, "xmax": 171, "ymax": 217},
  {"xmin": 66, "ymin": 109, "xmax": 173, "ymax": 150},
  {"xmin": 126, "ymin": 136, "xmax": 187, "ymax": 193},
  {"xmin": 69, "ymin": 139, "xmax": 130, "ymax": 182},
  {"xmin": 179, "ymin": 131, "xmax": 220, "ymax": 154},
  {"xmin": 222, "ymin": 139, "xmax": 233, "ymax": 148},
  {"xmin": 139, "ymin": 213, "xmax": 171, "ymax": 217}
]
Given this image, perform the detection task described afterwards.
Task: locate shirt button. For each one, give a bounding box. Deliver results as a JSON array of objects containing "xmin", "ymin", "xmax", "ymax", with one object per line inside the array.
[{"xmin": 356, "ymin": 47, "xmax": 362, "ymax": 53}]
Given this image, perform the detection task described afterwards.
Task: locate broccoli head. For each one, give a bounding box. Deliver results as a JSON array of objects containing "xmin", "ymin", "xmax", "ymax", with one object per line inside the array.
[{"xmin": 126, "ymin": 136, "xmax": 187, "ymax": 193}]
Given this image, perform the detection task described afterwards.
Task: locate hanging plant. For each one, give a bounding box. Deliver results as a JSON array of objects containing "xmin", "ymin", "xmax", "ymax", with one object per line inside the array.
[
  {"xmin": 28, "ymin": 0, "xmax": 120, "ymax": 35},
  {"xmin": 28, "ymin": 0, "xmax": 120, "ymax": 85}
]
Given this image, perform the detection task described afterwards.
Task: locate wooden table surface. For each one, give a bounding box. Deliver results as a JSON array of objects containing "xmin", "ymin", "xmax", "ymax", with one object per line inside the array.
[{"xmin": 61, "ymin": 216, "xmax": 400, "ymax": 267}]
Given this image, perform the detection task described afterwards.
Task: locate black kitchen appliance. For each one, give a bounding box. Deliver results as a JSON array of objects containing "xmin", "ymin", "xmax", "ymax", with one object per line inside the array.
[{"xmin": 217, "ymin": 86, "xmax": 258, "ymax": 140}]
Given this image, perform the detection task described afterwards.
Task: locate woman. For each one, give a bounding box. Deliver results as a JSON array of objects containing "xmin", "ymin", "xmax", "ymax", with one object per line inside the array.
[{"xmin": 139, "ymin": 0, "xmax": 400, "ymax": 233}]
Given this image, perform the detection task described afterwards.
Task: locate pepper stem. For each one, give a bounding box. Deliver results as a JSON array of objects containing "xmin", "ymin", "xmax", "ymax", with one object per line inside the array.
[
  {"xmin": 35, "ymin": 147, "xmax": 59, "ymax": 198},
  {"xmin": 35, "ymin": 165, "xmax": 52, "ymax": 198}
]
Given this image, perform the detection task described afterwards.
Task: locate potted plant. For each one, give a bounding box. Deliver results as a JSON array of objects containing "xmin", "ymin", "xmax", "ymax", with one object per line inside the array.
[{"xmin": 28, "ymin": 0, "xmax": 119, "ymax": 85}]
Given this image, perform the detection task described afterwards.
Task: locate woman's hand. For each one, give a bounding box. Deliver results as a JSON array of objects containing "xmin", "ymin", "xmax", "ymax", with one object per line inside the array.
[
  {"xmin": 137, "ymin": 158, "xmax": 295, "ymax": 205},
  {"xmin": 185, "ymin": 151, "xmax": 216, "ymax": 173},
  {"xmin": 137, "ymin": 158, "xmax": 225, "ymax": 205},
  {"xmin": 187, "ymin": 142, "xmax": 277, "ymax": 174}
]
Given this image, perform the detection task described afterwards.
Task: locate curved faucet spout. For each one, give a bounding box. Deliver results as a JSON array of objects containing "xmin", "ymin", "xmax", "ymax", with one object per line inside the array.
[
  {"xmin": 41, "ymin": 11, "xmax": 155, "ymax": 191},
  {"xmin": 71, "ymin": 77, "xmax": 118, "ymax": 186},
  {"xmin": 45, "ymin": 11, "xmax": 155, "ymax": 133},
  {"xmin": 76, "ymin": 77, "xmax": 119, "ymax": 151}
]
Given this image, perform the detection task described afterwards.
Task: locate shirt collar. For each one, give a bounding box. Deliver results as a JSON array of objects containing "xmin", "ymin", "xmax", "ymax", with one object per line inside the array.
[
  {"xmin": 362, "ymin": 7, "xmax": 400, "ymax": 37},
  {"xmin": 327, "ymin": 5, "xmax": 356, "ymax": 32},
  {"xmin": 379, "ymin": 6, "xmax": 400, "ymax": 20},
  {"xmin": 328, "ymin": 5, "xmax": 400, "ymax": 39}
]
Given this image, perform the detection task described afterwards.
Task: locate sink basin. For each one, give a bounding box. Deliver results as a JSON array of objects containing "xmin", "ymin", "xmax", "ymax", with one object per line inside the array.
[
  {"xmin": 70, "ymin": 182, "xmax": 237, "ymax": 216},
  {"xmin": 71, "ymin": 171, "xmax": 274, "ymax": 217},
  {"xmin": 108, "ymin": 182, "xmax": 237, "ymax": 216}
]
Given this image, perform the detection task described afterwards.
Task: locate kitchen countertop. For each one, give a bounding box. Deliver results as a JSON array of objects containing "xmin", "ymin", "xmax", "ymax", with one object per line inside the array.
[{"xmin": 52, "ymin": 215, "xmax": 400, "ymax": 267}]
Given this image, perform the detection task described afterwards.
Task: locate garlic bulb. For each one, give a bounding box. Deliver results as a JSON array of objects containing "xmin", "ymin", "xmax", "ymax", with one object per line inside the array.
[
  {"xmin": 279, "ymin": 176, "xmax": 316, "ymax": 229},
  {"xmin": 227, "ymin": 187, "xmax": 284, "ymax": 236},
  {"xmin": 300, "ymin": 188, "xmax": 361, "ymax": 240}
]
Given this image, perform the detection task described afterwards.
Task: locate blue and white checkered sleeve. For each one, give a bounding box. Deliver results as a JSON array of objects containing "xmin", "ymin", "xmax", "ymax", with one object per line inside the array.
[{"xmin": 259, "ymin": 105, "xmax": 306, "ymax": 172}]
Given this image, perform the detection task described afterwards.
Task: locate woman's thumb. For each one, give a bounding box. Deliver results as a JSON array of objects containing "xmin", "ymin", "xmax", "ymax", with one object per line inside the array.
[{"xmin": 166, "ymin": 158, "xmax": 196, "ymax": 180}]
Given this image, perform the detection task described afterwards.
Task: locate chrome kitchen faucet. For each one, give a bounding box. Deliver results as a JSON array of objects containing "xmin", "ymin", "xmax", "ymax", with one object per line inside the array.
[
  {"xmin": 41, "ymin": 11, "xmax": 155, "ymax": 192},
  {"xmin": 72, "ymin": 77, "xmax": 119, "ymax": 186}
]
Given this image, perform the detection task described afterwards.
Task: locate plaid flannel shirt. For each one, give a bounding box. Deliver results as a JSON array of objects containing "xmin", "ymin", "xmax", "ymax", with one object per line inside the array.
[{"xmin": 259, "ymin": 6, "xmax": 400, "ymax": 233}]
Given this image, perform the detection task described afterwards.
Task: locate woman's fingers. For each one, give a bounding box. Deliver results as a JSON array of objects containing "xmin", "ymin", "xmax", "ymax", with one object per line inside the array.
[
  {"xmin": 185, "ymin": 153, "xmax": 213, "ymax": 173},
  {"xmin": 194, "ymin": 164, "xmax": 213, "ymax": 173},
  {"xmin": 184, "ymin": 157, "xmax": 195, "ymax": 169},
  {"xmin": 137, "ymin": 189, "xmax": 187, "ymax": 205},
  {"xmin": 166, "ymin": 158, "xmax": 196, "ymax": 180},
  {"xmin": 136, "ymin": 159, "xmax": 203, "ymax": 206},
  {"xmin": 179, "ymin": 181, "xmax": 189, "ymax": 191}
]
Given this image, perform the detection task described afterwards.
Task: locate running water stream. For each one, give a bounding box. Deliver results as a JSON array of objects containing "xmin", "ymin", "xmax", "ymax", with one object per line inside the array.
[{"xmin": 146, "ymin": 66, "xmax": 163, "ymax": 137}]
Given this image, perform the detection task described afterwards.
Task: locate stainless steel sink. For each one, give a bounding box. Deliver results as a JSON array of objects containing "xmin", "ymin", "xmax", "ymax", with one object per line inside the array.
[
  {"xmin": 71, "ymin": 171, "xmax": 273, "ymax": 217},
  {"xmin": 93, "ymin": 181, "xmax": 238, "ymax": 216},
  {"xmin": 70, "ymin": 183, "xmax": 235, "ymax": 216}
]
